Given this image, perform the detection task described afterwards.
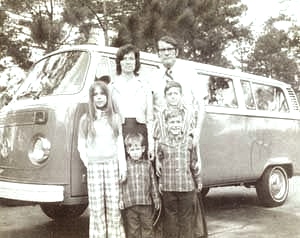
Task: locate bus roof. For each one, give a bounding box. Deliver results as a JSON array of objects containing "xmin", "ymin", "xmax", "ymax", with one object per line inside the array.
[{"xmin": 41, "ymin": 44, "xmax": 291, "ymax": 88}]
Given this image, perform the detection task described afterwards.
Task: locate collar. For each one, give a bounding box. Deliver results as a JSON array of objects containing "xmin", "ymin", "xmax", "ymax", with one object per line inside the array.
[
  {"xmin": 164, "ymin": 103, "xmax": 186, "ymax": 111},
  {"xmin": 163, "ymin": 61, "xmax": 178, "ymax": 72},
  {"xmin": 128, "ymin": 158, "xmax": 145, "ymax": 164},
  {"xmin": 162, "ymin": 106, "xmax": 186, "ymax": 119},
  {"xmin": 166, "ymin": 132, "xmax": 185, "ymax": 144},
  {"xmin": 96, "ymin": 110, "xmax": 107, "ymax": 120},
  {"xmin": 112, "ymin": 75, "xmax": 143, "ymax": 93}
]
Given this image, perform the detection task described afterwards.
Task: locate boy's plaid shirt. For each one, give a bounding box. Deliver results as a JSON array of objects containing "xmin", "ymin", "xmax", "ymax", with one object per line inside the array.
[
  {"xmin": 157, "ymin": 135, "xmax": 202, "ymax": 192},
  {"xmin": 121, "ymin": 159, "xmax": 160, "ymax": 208},
  {"xmin": 153, "ymin": 106, "xmax": 201, "ymax": 192}
]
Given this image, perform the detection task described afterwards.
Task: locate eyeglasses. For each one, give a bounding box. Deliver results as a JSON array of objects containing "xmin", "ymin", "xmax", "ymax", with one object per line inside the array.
[{"xmin": 158, "ymin": 47, "xmax": 176, "ymax": 54}]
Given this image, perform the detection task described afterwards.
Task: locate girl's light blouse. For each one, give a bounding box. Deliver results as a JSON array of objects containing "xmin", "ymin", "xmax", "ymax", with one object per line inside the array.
[
  {"xmin": 78, "ymin": 115, "xmax": 120, "ymax": 165},
  {"xmin": 87, "ymin": 119, "xmax": 118, "ymax": 162}
]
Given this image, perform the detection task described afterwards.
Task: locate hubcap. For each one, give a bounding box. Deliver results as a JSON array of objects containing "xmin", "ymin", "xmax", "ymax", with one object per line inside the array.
[{"xmin": 269, "ymin": 168, "xmax": 287, "ymax": 201}]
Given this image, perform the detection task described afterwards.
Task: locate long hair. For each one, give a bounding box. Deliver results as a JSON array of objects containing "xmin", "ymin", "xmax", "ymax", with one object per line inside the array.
[
  {"xmin": 115, "ymin": 44, "xmax": 140, "ymax": 76},
  {"xmin": 84, "ymin": 81, "xmax": 120, "ymax": 139}
]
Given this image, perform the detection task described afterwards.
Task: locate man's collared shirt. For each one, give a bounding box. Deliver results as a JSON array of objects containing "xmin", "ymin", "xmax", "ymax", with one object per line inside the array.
[{"xmin": 121, "ymin": 159, "xmax": 160, "ymax": 208}]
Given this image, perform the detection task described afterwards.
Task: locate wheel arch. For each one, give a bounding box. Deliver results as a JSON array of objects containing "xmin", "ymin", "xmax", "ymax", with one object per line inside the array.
[{"xmin": 261, "ymin": 156, "xmax": 293, "ymax": 179}]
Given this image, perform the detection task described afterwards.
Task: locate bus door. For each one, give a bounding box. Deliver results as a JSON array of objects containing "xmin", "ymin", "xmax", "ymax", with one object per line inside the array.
[{"xmin": 200, "ymin": 74, "xmax": 252, "ymax": 185}]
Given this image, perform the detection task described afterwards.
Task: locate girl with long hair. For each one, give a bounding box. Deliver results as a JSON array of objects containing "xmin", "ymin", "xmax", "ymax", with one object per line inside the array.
[{"xmin": 78, "ymin": 80, "xmax": 127, "ymax": 238}]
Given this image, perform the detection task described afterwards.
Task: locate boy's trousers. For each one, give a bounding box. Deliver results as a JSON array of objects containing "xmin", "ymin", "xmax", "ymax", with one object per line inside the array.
[
  {"xmin": 162, "ymin": 191, "xmax": 195, "ymax": 238},
  {"xmin": 123, "ymin": 205, "xmax": 154, "ymax": 238}
]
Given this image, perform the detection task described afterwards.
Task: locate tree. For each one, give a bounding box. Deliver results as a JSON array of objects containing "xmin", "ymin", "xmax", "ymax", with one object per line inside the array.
[
  {"xmin": 0, "ymin": 7, "xmax": 8, "ymax": 61},
  {"xmin": 1, "ymin": 0, "xmax": 69, "ymax": 66},
  {"xmin": 63, "ymin": 0, "xmax": 145, "ymax": 46},
  {"xmin": 0, "ymin": 5, "xmax": 32, "ymax": 70},
  {"xmin": 0, "ymin": 0, "xmax": 149, "ymax": 71},
  {"xmin": 112, "ymin": 0, "xmax": 251, "ymax": 67},
  {"xmin": 1, "ymin": 0, "xmax": 251, "ymax": 68},
  {"xmin": 246, "ymin": 15, "xmax": 299, "ymax": 86},
  {"xmin": 288, "ymin": 25, "xmax": 300, "ymax": 60},
  {"xmin": 0, "ymin": 0, "xmax": 77, "ymax": 108}
]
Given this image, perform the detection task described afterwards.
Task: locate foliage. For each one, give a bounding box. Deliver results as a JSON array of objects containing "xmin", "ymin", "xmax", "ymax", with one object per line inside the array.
[
  {"xmin": 30, "ymin": 14, "xmax": 64, "ymax": 51},
  {"xmin": 288, "ymin": 25, "xmax": 300, "ymax": 58},
  {"xmin": 111, "ymin": 0, "xmax": 251, "ymax": 67},
  {"xmin": 1, "ymin": 0, "xmax": 65, "ymax": 70},
  {"xmin": 1, "ymin": 0, "xmax": 300, "ymax": 88},
  {"xmin": 0, "ymin": 5, "xmax": 32, "ymax": 70},
  {"xmin": 63, "ymin": 0, "xmax": 108, "ymax": 44},
  {"xmin": 0, "ymin": 0, "xmax": 253, "ymax": 68},
  {"xmin": 246, "ymin": 15, "xmax": 299, "ymax": 86},
  {"xmin": 63, "ymin": 0, "xmax": 144, "ymax": 45}
]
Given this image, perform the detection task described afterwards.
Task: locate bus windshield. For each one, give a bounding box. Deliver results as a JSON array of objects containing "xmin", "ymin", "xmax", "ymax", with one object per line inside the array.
[{"xmin": 16, "ymin": 51, "xmax": 89, "ymax": 100}]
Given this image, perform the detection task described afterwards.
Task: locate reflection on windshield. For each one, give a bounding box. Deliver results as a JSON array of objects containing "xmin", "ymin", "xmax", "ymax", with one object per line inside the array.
[{"xmin": 17, "ymin": 51, "xmax": 89, "ymax": 100}]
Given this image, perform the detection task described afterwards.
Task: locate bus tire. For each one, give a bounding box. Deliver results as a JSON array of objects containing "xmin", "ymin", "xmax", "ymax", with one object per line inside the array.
[
  {"xmin": 40, "ymin": 203, "xmax": 88, "ymax": 220},
  {"xmin": 255, "ymin": 166, "xmax": 289, "ymax": 207}
]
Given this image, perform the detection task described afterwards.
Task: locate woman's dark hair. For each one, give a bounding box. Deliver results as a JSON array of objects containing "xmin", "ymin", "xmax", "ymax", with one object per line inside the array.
[{"xmin": 115, "ymin": 44, "xmax": 140, "ymax": 76}]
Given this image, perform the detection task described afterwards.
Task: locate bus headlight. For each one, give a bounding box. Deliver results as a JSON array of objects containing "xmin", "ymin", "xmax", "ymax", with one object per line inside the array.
[{"xmin": 28, "ymin": 137, "xmax": 51, "ymax": 165}]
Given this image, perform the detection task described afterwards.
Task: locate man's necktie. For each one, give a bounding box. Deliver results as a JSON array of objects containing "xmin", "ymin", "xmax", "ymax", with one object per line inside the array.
[{"xmin": 165, "ymin": 68, "xmax": 173, "ymax": 81}]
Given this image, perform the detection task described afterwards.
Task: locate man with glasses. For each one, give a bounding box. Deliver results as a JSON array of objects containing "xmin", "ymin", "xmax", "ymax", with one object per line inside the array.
[
  {"xmin": 151, "ymin": 35, "xmax": 208, "ymax": 238},
  {"xmin": 152, "ymin": 35, "xmax": 205, "ymax": 148}
]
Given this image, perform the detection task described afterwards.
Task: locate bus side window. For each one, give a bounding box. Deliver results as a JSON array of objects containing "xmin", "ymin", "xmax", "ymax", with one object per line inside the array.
[
  {"xmin": 207, "ymin": 76, "xmax": 237, "ymax": 108},
  {"xmin": 253, "ymin": 84, "xmax": 275, "ymax": 111},
  {"xmin": 251, "ymin": 83, "xmax": 289, "ymax": 112},
  {"xmin": 277, "ymin": 89, "xmax": 289, "ymax": 112},
  {"xmin": 241, "ymin": 80, "xmax": 256, "ymax": 110}
]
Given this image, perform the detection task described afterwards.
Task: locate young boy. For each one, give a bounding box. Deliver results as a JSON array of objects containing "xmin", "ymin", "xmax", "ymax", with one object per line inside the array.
[
  {"xmin": 120, "ymin": 132, "xmax": 161, "ymax": 238},
  {"xmin": 155, "ymin": 109, "xmax": 203, "ymax": 238}
]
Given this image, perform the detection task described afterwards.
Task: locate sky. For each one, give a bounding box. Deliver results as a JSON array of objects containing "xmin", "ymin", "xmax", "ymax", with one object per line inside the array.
[
  {"xmin": 241, "ymin": 0, "xmax": 300, "ymax": 34},
  {"xmin": 225, "ymin": 0, "xmax": 300, "ymax": 67}
]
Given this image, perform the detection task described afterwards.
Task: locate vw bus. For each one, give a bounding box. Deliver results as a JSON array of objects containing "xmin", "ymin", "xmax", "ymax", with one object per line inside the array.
[{"xmin": 0, "ymin": 45, "xmax": 298, "ymax": 220}]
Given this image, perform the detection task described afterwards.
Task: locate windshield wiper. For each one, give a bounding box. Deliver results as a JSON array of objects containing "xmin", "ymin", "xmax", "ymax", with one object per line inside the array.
[{"xmin": 17, "ymin": 90, "xmax": 39, "ymax": 100}]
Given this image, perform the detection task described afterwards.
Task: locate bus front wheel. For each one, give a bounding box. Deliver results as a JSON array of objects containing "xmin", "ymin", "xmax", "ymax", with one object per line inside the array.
[
  {"xmin": 40, "ymin": 203, "xmax": 88, "ymax": 220},
  {"xmin": 256, "ymin": 166, "xmax": 289, "ymax": 207}
]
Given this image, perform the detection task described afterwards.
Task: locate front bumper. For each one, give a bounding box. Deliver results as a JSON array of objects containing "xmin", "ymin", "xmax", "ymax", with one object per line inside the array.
[{"xmin": 0, "ymin": 181, "xmax": 64, "ymax": 202}]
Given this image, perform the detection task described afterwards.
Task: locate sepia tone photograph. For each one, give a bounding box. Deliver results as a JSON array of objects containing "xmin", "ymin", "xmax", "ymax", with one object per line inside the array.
[{"xmin": 0, "ymin": 0, "xmax": 300, "ymax": 237}]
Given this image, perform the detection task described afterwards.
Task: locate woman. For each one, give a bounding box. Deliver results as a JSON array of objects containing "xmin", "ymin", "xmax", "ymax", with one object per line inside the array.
[{"xmin": 111, "ymin": 44, "xmax": 154, "ymax": 160}]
